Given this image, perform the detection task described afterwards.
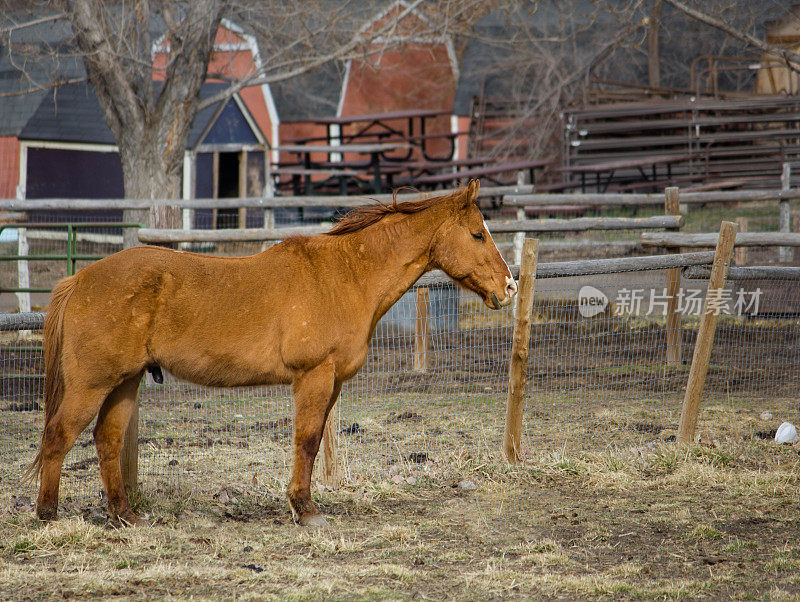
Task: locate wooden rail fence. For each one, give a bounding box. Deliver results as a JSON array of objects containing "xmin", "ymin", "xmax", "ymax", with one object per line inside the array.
[{"xmin": 4, "ymin": 182, "xmax": 799, "ymax": 488}]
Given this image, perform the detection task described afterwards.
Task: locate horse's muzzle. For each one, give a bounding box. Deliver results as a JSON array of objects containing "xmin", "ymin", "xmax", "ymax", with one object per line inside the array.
[{"xmin": 491, "ymin": 293, "xmax": 501, "ymax": 310}]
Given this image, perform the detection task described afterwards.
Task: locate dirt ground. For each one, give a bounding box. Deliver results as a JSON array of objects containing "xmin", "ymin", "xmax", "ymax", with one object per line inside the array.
[{"xmin": 1, "ymin": 437, "xmax": 800, "ymax": 600}]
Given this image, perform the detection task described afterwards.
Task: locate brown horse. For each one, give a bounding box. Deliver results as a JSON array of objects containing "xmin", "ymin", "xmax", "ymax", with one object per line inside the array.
[{"xmin": 27, "ymin": 180, "xmax": 516, "ymax": 526}]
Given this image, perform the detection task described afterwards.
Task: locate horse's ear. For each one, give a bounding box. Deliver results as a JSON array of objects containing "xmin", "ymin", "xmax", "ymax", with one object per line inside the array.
[{"xmin": 462, "ymin": 179, "xmax": 480, "ymax": 207}]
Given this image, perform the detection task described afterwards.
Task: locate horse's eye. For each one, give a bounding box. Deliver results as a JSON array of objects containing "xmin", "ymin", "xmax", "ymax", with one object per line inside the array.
[{"xmin": 472, "ymin": 232, "xmax": 484, "ymax": 242}]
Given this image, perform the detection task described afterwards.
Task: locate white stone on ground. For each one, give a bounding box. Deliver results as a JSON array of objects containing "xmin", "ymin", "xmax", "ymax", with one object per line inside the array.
[{"xmin": 775, "ymin": 422, "xmax": 799, "ymax": 444}]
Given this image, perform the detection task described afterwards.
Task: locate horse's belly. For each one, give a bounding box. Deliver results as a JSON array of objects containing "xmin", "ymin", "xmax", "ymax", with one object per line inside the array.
[{"xmin": 155, "ymin": 342, "xmax": 292, "ymax": 388}]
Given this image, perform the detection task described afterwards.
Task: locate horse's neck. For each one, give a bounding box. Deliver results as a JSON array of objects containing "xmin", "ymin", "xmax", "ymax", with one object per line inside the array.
[{"xmin": 347, "ymin": 211, "xmax": 440, "ymax": 319}]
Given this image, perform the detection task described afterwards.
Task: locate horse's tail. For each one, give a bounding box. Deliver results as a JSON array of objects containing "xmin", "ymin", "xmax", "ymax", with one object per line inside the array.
[{"xmin": 24, "ymin": 275, "xmax": 77, "ymax": 483}]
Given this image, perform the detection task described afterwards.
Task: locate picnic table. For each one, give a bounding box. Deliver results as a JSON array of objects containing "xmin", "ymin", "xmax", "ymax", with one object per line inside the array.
[
  {"xmin": 275, "ymin": 142, "xmax": 410, "ymax": 194},
  {"xmin": 558, "ymin": 154, "xmax": 692, "ymax": 192},
  {"xmin": 308, "ymin": 108, "xmax": 456, "ymax": 162}
]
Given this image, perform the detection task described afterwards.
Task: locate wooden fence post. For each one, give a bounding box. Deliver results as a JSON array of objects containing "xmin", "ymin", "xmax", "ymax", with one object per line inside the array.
[
  {"xmin": 211, "ymin": 151, "xmax": 219, "ymax": 229},
  {"xmin": 735, "ymin": 217, "xmax": 748, "ymax": 266},
  {"xmin": 121, "ymin": 203, "xmax": 180, "ymax": 493},
  {"xmin": 181, "ymin": 151, "xmax": 195, "ymax": 245},
  {"xmin": 794, "ymin": 214, "xmax": 800, "ymax": 264},
  {"xmin": 264, "ymin": 152, "xmax": 275, "ymax": 231},
  {"xmin": 503, "ymin": 238, "xmax": 539, "ymax": 462},
  {"xmin": 512, "ymin": 171, "xmax": 528, "ymax": 266},
  {"xmin": 413, "ymin": 287, "xmax": 430, "ymax": 372},
  {"xmin": 238, "ymin": 150, "xmax": 248, "ymax": 229},
  {"xmin": 319, "ymin": 413, "xmax": 337, "ymax": 487},
  {"xmin": 664, "ymin": 187, "xmax": 683, "ymax": 367},
  {"xmin": 121, "ymin": 408, "xmax": 139, "ymax": 493},
  {"xmin": 780, "ymin": 163, "xmax": 791, "ymax": 263},
  {"xmin": 676, "ymin": 220, "xmax": 737, "ymax": 444},
  {"xmin": 121, "ymin": 209, "xmax": 140, "ymax": 493}
]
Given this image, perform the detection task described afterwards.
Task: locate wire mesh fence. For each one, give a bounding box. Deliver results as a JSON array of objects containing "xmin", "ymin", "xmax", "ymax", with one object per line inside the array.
[
  {"xmin": 524, "ymin": 267, "xmax": 689, "ymax": 453},
  {"xmin": 693, "ymin": 269, "xmax": 800, "ymax": 444},
  {"xmin": 0, "ymin": 214, "xmax": 131, "ymax": 313},
  {"xmin": 3, "ymin": 253, "xmax": 798, "ymax": 520}
]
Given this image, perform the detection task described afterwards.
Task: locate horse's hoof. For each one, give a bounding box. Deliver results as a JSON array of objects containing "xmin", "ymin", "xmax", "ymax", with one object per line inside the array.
[
  {"xmin": 36, "ymin": 505, "xmax": 57, "ymax": 522},
  {"xmin": 299, "ymin": 513, "xmax": 329, "ymax": 527}
]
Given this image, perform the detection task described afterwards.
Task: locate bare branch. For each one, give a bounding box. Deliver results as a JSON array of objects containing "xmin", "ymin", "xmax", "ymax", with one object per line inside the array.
[
  {"xmin": 663, "ymin": 0, "xmax": 800, "ymax": 71},
  {"xmin": 196, "ymin": 0, "xmax": 426, "ymax": 111},
  {"xmin": 0, "ymin": 76, "xmax": 86, "ymax": 98},
  {"xmin": 0, "ymin": 11, "xmax": 66, "ymax": 36}
]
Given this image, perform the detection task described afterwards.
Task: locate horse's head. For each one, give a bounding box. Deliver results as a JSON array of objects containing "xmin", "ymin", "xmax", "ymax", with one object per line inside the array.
[{"xmin": 431, "ymin": 180, "xmax": 517, "ymax": 310}]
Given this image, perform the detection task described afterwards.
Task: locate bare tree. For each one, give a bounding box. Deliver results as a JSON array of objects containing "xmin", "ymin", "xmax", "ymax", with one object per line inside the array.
[
  {"xmin": 455, "ymin": 0, "xmax": 795, "ymax": 165},
  {"xmin": 63, "ymin": 1, "xmax": 223, "ymax": 208},
  {"xmin": 458, "ymin": 0, "xmax": 649, "ymax": 162},
  {"xmin": 662, "ymin": 0, "xmax": 800, "ymax": 71},
  {"xmin": 3, "ymin": 0, "xmax": 458, "ymax": 213}
]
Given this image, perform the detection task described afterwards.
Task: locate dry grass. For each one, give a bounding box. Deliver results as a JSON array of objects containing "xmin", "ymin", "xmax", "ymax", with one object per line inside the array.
[
  {"xmin": 1, "ymin": 268, "xmax": 798, "ymax": 599},
  {"xmin": 2, "ymin": 434, "xmax": 800, "ymax": 600}
]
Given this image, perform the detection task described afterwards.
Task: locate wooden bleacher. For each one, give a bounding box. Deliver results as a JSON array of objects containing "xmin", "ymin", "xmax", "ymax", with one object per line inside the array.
[{"xmin": 562, "ymin": 95, "xmax": 800, "ymax": 191}]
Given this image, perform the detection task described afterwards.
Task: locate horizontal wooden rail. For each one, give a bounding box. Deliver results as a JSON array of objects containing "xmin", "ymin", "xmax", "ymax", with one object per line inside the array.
[
  {"xmin": 642, "ymin": 231, "xmax": 800, "ymax": 248},
  {"xmin": 414, "ymin": 251, "xmax": 715, "ymax": 286},
  {"xmin": 504, "ymin": 188, "xmax": 800, "ymax": 206},
  {"xmin": 140, "ymin": 215, "xmax": 681, "ymax": 244},
  {"xmin": 0, "ymin": 185, "xmax": 534, "ymax": 212},
  {"xmin": 682, "ymin": 265, "xmax": 800, "ymax": 280},
  {"xmin": 1, "ymin": 253, "xmax": 716, "ymax": 317},
  {"xmin": 6, "ymin": 187, "xmax": 797, "ymax": 212},
  {"xmin": 504, "ymin": 193, "xmax": 664, "ymax": 206},
  {"xmin": 489, "ymin": 215, "xmax": 682, "ymax": 233},
  {"xmin": 140, "ymin": 232, "xmax": 642, "ymax": 254},
  {"xmin": 138, "ymin": 225, "xmax": 325, "ymax": 243},
  {"xmin": 498, "ymin": 240, "xmax": 642, "ymax": 254}
]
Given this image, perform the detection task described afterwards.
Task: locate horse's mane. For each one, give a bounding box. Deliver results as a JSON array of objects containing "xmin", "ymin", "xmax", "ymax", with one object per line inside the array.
[{"xmin": 328, "ymin": 187, "xmax": 472, "ymax": 236}]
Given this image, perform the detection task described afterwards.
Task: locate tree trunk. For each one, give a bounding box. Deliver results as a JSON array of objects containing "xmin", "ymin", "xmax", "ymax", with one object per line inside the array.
[
  {"xmin": 648, "ymin": 0, "xmax": 662, "ymax": 89},
  {"xmin": 120, "ymin": 138, "xmax": 182, "ymax": 248}
]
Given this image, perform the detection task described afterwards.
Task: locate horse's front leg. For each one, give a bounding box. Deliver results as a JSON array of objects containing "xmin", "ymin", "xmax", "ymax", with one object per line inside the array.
[{"xmin": 288, "ymin": 359, "xmax": 341, "ymax": 526}]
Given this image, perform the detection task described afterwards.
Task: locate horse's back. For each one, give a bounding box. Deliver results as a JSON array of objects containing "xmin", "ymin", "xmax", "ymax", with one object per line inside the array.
[{"xmin": 58, "ymin": 240, "xmax": 369, "ymax": 386}]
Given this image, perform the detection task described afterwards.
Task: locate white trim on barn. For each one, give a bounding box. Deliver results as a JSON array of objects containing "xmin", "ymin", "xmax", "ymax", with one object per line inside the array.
[
  {"xmin": 17, "ymin": 143, "xmax": 27, "ymax": 200},
  {"xmin": 336, "ymin": 60, "xmax": 352, "ymax": 118},
  {"xmin": 21, "ymin": 140, "xmax": 118, "ymax": 153}
]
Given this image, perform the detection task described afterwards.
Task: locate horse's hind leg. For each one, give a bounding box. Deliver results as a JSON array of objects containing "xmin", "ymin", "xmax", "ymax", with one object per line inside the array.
[
  {"xmin": 288, "ymin": 360, "xmax": 340, "ymax": 526},
  {"xmin": 94, "ymin": 374, "xmax": 143, "ymax": 525},
  {"xmin": 36, "ymin": 386, "xmax": 110, "ymax": 521}
]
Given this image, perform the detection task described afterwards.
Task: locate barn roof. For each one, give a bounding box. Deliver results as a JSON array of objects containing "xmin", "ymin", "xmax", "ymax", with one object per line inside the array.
[
  {"xmin": 17, "ymin": 81, "xmax": 260, "ymax": 147},
  {"xmin": 0, "ymin": 50, "xmax": 86, "ymax": 137}
]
